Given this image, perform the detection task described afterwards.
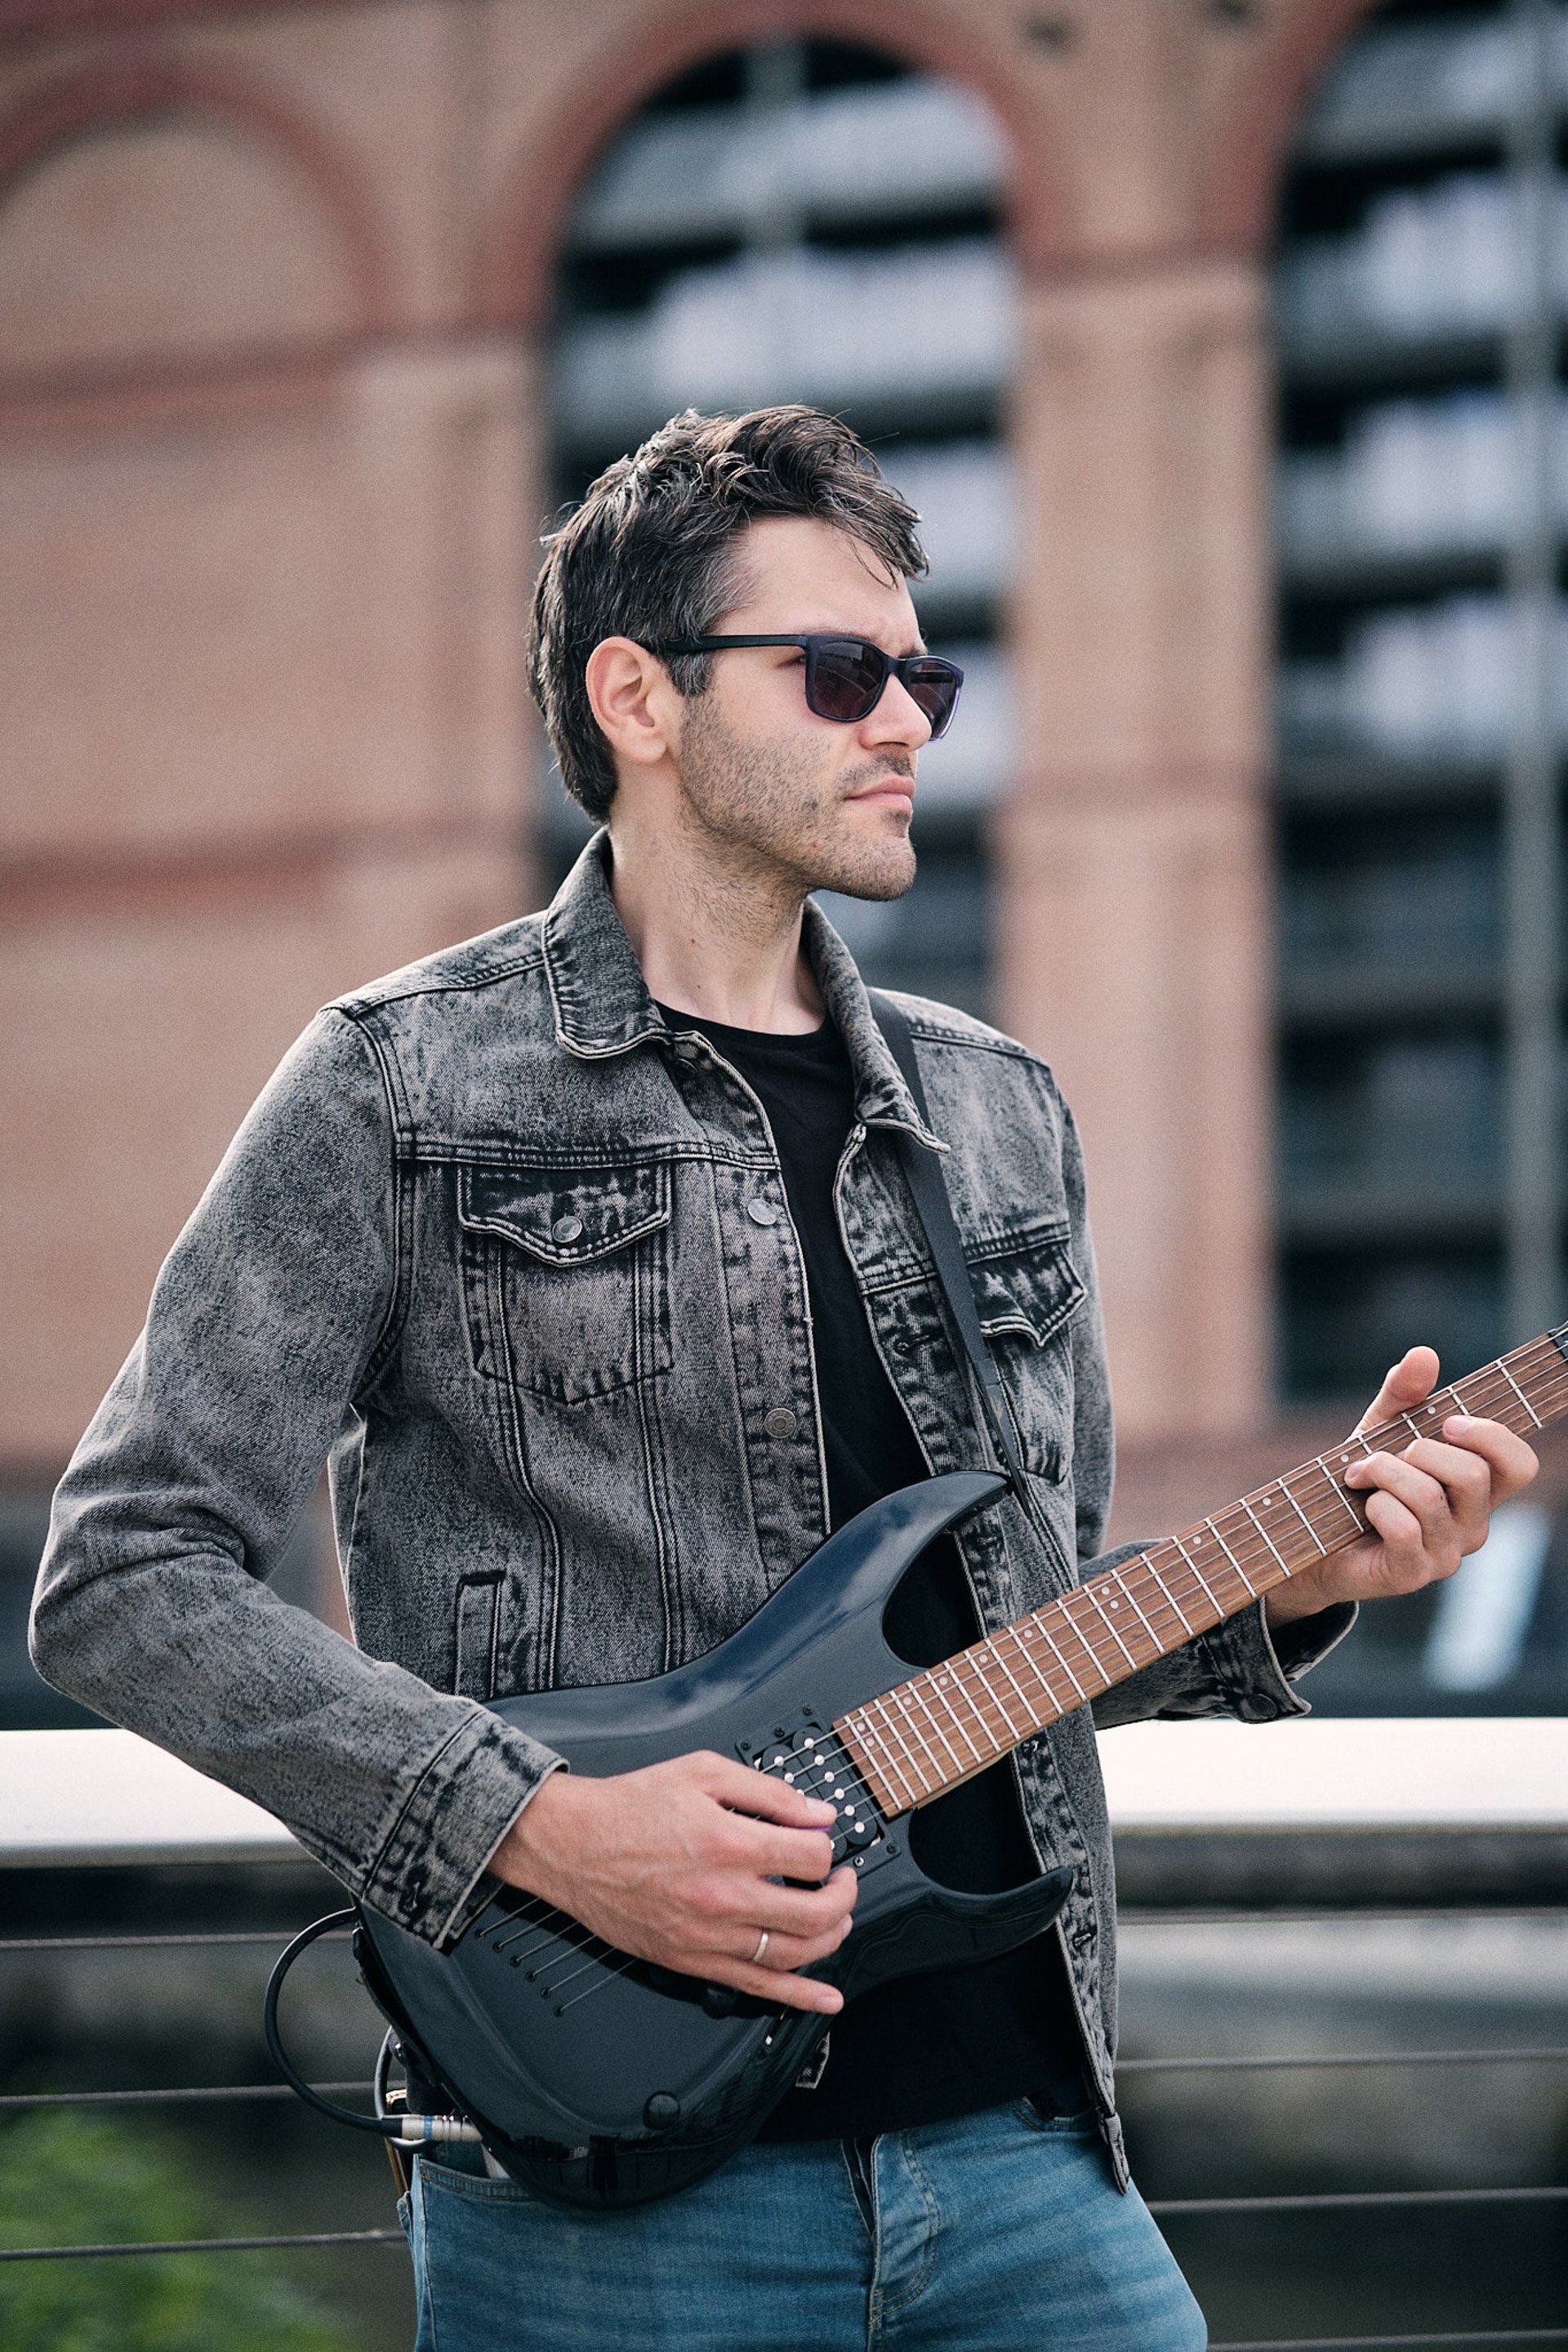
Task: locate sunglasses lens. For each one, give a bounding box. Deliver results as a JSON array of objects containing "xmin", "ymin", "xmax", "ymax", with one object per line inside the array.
[
  {"xmin": 903, "ymin": 658, "xmax": 962, "ymax": 740},
  {"xmin": 807, "ymin": 639, "xmax": 887, "ymax": 723}
]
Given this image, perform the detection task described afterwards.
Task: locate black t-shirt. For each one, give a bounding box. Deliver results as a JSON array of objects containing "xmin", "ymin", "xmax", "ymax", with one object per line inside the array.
[{"xmin": 657, "ymin": 1004, "xmax": 1087, "ymax": 2140}]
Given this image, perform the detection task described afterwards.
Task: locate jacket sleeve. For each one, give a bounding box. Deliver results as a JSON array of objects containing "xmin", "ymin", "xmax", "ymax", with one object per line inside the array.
[
  {"xmin": 1055, "ymin": 1095, "xmax": 1356, "ymax": 1733},
  {"xmin": 29, "ymin": 1009, "xmax": 561, "ymax": 1948}
]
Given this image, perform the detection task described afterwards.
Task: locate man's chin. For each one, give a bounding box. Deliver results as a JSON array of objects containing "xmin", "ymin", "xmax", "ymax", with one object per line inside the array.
[{"xmin": 805, "ymin": 826, "xmax": 917, "ymax": 903}]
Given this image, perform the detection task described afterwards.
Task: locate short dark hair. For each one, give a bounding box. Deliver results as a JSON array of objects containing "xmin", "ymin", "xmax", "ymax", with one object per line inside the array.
[{"xmin": 526, "ymin": 406, "xmax": 927, "ymax": 820}]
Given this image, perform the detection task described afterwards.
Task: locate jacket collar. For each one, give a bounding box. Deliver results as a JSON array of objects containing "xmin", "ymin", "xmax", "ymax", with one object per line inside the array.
[{"xmin": 542, "ymin": 833, "xmax": 942, "ymax": 1147}]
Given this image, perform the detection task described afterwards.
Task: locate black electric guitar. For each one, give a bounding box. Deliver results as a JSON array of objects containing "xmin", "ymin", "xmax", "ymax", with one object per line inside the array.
[{"xmin": 345, "ymin": 1324, "xmax": 1568, "ymax": 2210}]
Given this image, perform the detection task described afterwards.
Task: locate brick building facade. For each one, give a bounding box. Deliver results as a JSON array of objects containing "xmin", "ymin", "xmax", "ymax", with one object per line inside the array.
[{"xmin": 0, "ymin": 0, "xmax": 1381, "ymax": 1503}]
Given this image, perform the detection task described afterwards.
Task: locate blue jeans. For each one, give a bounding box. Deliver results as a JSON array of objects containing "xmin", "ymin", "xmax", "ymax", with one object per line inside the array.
[{"xmin": 403, "ymin": 2100, "xmax": 1207, "ymax": 2350}]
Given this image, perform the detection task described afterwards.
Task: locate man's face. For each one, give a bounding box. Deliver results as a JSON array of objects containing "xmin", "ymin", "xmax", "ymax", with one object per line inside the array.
[{"xmin": 670, "ymin": 516, "xmax": 931, "ymax": 903}]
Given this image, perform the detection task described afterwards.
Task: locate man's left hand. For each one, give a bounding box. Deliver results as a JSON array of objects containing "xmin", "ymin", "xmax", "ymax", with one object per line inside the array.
[{"xmin": 1264, "ymin": 1345, "xmax": 1539, "ymax": 1627}]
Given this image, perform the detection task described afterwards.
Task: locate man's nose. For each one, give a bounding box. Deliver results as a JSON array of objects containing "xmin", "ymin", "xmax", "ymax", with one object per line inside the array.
[{"xmin": 862, "ymin": 673, "xmax": 933, "ymax": 751}]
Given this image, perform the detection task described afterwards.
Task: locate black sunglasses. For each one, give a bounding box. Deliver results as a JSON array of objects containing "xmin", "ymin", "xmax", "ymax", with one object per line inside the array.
[{"xmin": 654, "ymin": 635, "xmax": 964, "ymax": 740}]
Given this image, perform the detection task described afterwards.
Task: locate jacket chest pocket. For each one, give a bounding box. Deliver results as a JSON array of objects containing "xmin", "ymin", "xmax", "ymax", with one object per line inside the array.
[
  {"xmin": 964, "ymin": 1220, "xmax": 1085, "ymax": 1483},
  {"xmin": 458, "ymin": 1162, "xmax": 673, "ymax": 1405}
]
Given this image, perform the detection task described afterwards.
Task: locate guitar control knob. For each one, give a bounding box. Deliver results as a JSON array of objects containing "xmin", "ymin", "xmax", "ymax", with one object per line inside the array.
[{"xmin": 644, "ymin": 2092, "xmax": 682, "ymax": 2130}]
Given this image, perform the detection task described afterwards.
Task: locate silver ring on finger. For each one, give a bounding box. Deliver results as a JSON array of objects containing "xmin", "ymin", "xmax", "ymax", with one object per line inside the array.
[{"xmin": 751, "ymin": 1928, "xmax": 770, "ymax": 1967}]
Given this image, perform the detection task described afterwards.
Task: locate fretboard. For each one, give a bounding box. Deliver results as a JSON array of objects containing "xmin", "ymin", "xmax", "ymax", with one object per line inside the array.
[{"xmin": 835, "ymin": 1324, "xmax": 1568, "ymax": 1820}]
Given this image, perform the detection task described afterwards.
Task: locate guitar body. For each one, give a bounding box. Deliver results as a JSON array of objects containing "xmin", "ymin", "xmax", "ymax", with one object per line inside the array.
[{"xmin": 354, "ymin": 1469, "xmax": 1075, "ymax": 2209}]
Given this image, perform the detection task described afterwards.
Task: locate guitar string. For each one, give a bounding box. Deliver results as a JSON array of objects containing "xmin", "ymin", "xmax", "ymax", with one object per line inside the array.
[
  {"xmin": 512, "ymin": 1735, "xmax": 885, "ymax": 2011},
  {"xmin": 841, "ymin": 1348, "xmax": 1568, "ymax": 1807},
  {"xmin": 543, "ymin": 1755, "xmax": 877, "ymax": 2016},
  {"xmin": 464, "ymin": 1349, "xmax": 1568, "ymax": 2025},
  {"xmin": 477, "ymin": 1347, "xmax": 1568, "ymax": 1976}
]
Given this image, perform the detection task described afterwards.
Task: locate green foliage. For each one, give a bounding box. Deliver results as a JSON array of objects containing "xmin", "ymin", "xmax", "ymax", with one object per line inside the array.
[{"xmin": 0, "ymin": 2109, "xmax": 353, "ymax": 2352}]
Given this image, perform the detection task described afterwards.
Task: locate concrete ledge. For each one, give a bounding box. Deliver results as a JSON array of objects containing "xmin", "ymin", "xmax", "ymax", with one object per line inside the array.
[
  {"xmin": 1096, "ymin": 1717, "xmax": 1568, "ymax": 1833},
  {"xmin": 7, "ymin": 1717, "xmax": 1568, "ymax": 1872},
  {"xmin": 4, "ymin": 1728, "xmax": 301, "ymax": 1868}
]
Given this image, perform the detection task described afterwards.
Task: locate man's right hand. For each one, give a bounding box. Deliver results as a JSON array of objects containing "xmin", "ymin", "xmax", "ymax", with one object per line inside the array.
[{"xmin": 488, "ymin": 1752, "xmax": 857, "ymax": 2015}]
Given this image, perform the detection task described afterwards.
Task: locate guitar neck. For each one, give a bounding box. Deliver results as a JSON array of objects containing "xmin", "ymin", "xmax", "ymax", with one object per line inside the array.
[{"xmin": 835, "ymin": 1324, "xmax": 1568, "ymax": 1821}]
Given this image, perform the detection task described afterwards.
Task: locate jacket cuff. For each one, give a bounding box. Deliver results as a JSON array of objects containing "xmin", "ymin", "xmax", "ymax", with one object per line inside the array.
[
  {"xmin": 433, "ymin": 1754, "xmax": 570, "ymax": 1951},
  {"xmin": 361, "ymin": 1707, "xmax": 564, "ymax": 1948},
  {"xmin": 1193, "ymin": 1596, "xmax": 1357, "ymax": 1722}
]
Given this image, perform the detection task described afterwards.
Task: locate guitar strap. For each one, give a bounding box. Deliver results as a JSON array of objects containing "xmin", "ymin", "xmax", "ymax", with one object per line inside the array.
[{"xmin": 868, "ymin": 990, "xmax": 1031, "ymax": 1506}]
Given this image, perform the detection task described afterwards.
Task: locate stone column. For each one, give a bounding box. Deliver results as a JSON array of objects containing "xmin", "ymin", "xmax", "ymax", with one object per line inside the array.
[{"xmin": 996, "ymin": 253, "xmax": 1274, "ymax": 1443}]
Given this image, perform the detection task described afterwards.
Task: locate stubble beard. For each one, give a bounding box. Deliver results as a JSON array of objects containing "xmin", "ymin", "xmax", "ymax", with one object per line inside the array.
[{"xmin": 675, "ymin": 692, "xmax": 918, "ymax": 907}]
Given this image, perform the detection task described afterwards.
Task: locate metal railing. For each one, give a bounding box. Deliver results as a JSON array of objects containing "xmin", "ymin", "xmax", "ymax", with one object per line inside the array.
[
  {"xmin": 3, "ymin": 1923, "xmax": 1568, "ymax": 2352},
  {"xmin": 6, "ymin": 1722, "xmax": 1568, "ymax": 2346}
]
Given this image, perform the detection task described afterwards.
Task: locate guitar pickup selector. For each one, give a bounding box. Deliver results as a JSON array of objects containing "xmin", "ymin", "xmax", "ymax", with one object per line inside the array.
[{"xmin": 740, "ymin": 1723, "xmax": 891, "ymax": 1872}]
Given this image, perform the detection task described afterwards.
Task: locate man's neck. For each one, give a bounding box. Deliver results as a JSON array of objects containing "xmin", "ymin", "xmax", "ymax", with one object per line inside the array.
[{"xmin": 606, "ymin": 825, "xmax": 825, "ymax": 1036}]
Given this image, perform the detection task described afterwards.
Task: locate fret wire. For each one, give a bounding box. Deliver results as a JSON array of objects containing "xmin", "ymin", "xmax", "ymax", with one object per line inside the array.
[
  {"xmin": 1116, "ymin": 1566, "xmax": 1172, "ymax": 1646},
  {"xmin": 1169, "ymin": 1532, "xmax": 1224, "ymax": 1620},
  {"xmin": 951, "ymin": 1665, "xmax": 1005, "ymax": 1760},
  {"xmin": 859, "ymin": 1697, "xmax": 920, "ymax": 1800},
  {"xmin": 1143, "ymin": 1551, "xmax": 1205, "ymax": 1636},
  {"xmin": 926, "ymin": 1668, "xmax": 988, "ymax": 1766},
  {"xmin": 968, "ymin": 1645, "xmax": 1028, "ymax": 1741},
  {"xmin": 1080, "ymin": 1581, "xmax": 1140, "ymax": 1671},
  {"xmin": 1454, "ymin": 1370, "xmax": 1515, "ymax": 1423},
  {"xmin": 1056, "ymin": 1592, "xmax": 1123, "ymax": 1682},
  {"xmin": 1000, "ymin": 1623, "xmax": 1064, "ymax": 1718},
  {"xmin": 838, "ymin": 1718, "xmax": 902, "ymax": 1815},
  {"xmin": 1031, "ymin": 1612, "xmax": 1092, "ymax": 1703},
  {"xmin": 1277, "ymin": 1476, "xmax": 1330, "ymax": 1558},
  {"xmin": 1353, "ymin": 1355, "xmax": 1531, "ymax": 1458},
  {"xmin": 1239, "ymin": 1496, "xmax": 1293, "ymax": 1581},
  {"xmin": 862, "ymin": 1701, "xmax": 927, "ymax": 1806},
  {"xmin": 1055, "ymin": 1601, "xmax": 1117, "ymax": 1690},
  {"xmin": 1205, "ymin": 1517, "xmax": 1260, "ymax": 1600},
  {"xmin": 956, "ymin": 1652, "xmax": 1036, "ymax": 1751},
  {"xmin": 881, "ymin": 1689, "xmax": 942, "ymax": 1792},
  {"xmin": 853, "ymin": 1713, "xmax": 917, "ymax": 1814},
  {"xmin": 902, "ymin": 1675, "xmax": 968, "ymax": 1780},
  {"xmin": 1307, "ymin": 1456, "xmax": 1367, "ymax": 1543},
  {"xmin": 837, "ymin": 1334, "xmax": 1568, "ymax": 1819},
  {"xmin": 924, "ymin": 1643, "xmax": 995, "ymax": 1715},
  {"xmin": 1147, "ymin": 1551, "xmax": 1201, "ymax": 1638},
  {"xmin": 937, "ymin": 1658, "xmax": 1009, "ymax": 1755},
  {"xmin": 1496, "ymin": 1362, "xmax": 1544, "ymax": 1429},
  {"xmin": 1533, "ymin": 1365, "xmax": 1568, "ymax": 1410},
  {"xmin": 1521, "ymin": 1352, "xmax": 1568, "ymax": 1392},
  {"xmin": 988, "ymin": 1628, "xmax": 1051, "ymax": 1729}
]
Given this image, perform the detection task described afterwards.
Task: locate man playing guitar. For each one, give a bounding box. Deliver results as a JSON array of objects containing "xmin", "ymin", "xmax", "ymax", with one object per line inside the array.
[{"xmin": 33, "ymin": 406, "xmax": 1537, "ymax": 2349}]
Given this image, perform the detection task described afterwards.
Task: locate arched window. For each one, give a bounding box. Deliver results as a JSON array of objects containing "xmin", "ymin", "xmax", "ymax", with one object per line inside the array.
[
  {"xmin": 543, "ymin": 37, "xmax": 1015, "ymax": 1017},
  {"xmin": 1273, "ymin": 0, "xmax": 1564, "ymax": 1404}
]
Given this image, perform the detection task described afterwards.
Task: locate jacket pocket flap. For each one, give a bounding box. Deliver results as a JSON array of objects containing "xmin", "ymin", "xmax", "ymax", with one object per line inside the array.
[
  {"xmin": 965, "ymin": 1222, "xmax": 1085, "ymax": 1349},
  {"xmin": 458, "ymin": 1163, "xmax": 670, "ymax": 1264}
]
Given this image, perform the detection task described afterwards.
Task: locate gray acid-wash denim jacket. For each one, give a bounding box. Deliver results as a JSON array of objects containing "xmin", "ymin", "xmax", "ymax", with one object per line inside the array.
[{"xmin": 33, "ymin": 838, "xmax": 1348, "ymax": 2184}]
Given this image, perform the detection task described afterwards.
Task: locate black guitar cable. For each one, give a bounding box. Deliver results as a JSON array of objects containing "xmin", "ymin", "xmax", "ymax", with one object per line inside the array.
[{"xmin": 264, "ymin": 1909, "xmax": 482, "ymax": 2149}]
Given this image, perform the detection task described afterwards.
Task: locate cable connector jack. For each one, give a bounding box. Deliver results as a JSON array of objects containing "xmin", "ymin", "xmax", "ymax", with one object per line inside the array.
[{"xmin": 393, "ymin": 2114, "xmax": 484, "ymax": 2145}]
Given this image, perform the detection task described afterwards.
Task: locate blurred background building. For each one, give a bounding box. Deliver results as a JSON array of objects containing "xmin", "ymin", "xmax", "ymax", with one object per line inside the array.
[
  {"xmin": 7, "ymin": 0, "xmax": 1568, "ymax": 1710},
  {"xmin": 10, "ymin": 9, "xmax": 1568, "ymax": 2345}
]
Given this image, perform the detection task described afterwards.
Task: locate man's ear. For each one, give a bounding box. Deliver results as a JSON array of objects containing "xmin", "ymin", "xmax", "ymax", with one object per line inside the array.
[{"xmin": 585, "ymin": 638, "xmax": 680, "ymax": 772}]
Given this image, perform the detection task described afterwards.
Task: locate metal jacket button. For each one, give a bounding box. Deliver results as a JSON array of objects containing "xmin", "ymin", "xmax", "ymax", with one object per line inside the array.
[
  {"xmin": 746, "ymin": 1198, "xmax": 779, "ymax": 1227},
  {"xmin": 551, "ymin": 1213, "xmax": 584, "ymax": 1244},
  {"xmin": 764, "ymin": 1408, "xmax": 798, "ymax": 1441}
]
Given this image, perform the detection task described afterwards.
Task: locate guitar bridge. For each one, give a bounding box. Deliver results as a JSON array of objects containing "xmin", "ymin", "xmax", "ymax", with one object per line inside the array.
[{"xmin": 737, "ymin": 1721, "xmax": 894, "ymax": 1876}]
